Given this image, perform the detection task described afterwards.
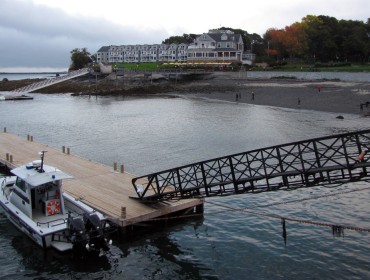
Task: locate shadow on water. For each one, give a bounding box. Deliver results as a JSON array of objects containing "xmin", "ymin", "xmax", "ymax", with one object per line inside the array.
[{"xmin": 111, "ymin": 215, "xmax": 217, "ymax": 280}]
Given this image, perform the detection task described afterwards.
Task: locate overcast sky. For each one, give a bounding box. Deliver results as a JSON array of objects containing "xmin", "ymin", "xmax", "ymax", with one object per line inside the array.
[{"xmin": 0, "ymin": 0, "xmax": 368, "ymax": 72}]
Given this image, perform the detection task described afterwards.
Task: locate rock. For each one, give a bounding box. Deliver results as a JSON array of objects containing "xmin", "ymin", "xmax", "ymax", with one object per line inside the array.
[{"xmin": 336, "ymin": 115, "xmax": 344, "ymax": 119}]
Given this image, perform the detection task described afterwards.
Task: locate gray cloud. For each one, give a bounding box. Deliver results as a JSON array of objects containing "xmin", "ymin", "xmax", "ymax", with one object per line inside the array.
[
  {"xmin": 1, "ymin": 0, "xmax": 368, "ymax": 70},
  {"xmin": 0, "ymin": 0, "xmax": 168, "ymax": 69}
]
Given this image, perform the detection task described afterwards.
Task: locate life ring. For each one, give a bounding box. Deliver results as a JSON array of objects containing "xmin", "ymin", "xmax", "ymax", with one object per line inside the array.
[{"xmin": 47, "ymin": 200, "xmax": 60, "ymax": 215}]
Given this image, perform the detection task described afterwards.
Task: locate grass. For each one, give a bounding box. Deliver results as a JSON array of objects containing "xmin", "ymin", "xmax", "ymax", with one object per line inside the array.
[{"xmin": 113, "ymin": 62, "xmax": 161, "ymax": 71}]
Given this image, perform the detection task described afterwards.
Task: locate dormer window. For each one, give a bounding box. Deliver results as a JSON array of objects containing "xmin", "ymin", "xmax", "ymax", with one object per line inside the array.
[{"xmin": 221, "ymin": 34, "xmax": 227, "ymax": 40}]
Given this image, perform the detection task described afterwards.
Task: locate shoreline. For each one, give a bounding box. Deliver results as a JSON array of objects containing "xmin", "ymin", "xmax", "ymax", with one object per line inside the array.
[
  {"xmin": 181, "ymin": 79, "xmax": 370, "ymax": 115},
  {"xmin": 1, "ymin": 73, "xmax": 370, "ymax": 115}
]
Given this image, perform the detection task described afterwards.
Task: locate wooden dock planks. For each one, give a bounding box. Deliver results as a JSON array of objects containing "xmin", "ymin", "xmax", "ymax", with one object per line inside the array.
[{"xmin": 0, "ymin": 131, "xmax": 203, "ymax": 227}]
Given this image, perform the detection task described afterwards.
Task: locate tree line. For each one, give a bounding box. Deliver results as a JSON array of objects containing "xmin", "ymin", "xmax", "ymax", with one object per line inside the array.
[{"xmin": 164, "ymin": 15, "xmax": 370, "ymax": 64}]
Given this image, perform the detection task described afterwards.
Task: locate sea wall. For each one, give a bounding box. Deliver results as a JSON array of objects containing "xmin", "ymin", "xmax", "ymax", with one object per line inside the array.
[{"xmin": 246, "ymin": 71, "xmax": 370, "ymax": 82}]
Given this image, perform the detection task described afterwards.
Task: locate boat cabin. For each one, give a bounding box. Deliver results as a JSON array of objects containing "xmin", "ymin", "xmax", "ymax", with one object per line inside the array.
[{"xmin": 9, "ymin": 160, "xmax": 73, "ymax": 221}]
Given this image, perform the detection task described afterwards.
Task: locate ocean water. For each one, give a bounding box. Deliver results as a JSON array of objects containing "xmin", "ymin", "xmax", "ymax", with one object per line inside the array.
[
  {"xmin": 0, "ymin": 72, "xmax": 67, "ymax": 81},
  {"xmin": 0, "ymin": 93, "xmax": 369, "ymax": 279}
]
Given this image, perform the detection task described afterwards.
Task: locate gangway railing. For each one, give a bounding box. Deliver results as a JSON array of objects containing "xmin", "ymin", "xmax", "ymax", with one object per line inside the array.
[
  {"xmin": 12, "ymin": 68, "xmax": 89, "ymax": 93},
  {"xmin": 131, "ymin": 129, "xmax": 370, "ymax": 202}
]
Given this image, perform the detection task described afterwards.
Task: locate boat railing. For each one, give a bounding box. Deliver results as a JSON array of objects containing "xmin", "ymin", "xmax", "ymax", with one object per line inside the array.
[
  {"xmin": 37, "ymin": 218, "xmax": 67, "ymax": 228},
  {"xmin": 1, "ymin": 177, "xmax": 5, "ymax": 194}
]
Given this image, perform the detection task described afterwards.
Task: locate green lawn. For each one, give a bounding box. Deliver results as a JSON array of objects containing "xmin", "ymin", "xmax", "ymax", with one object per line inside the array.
[{"xmin": 113, "ymin": 62, "xmax": 161, "ymax": 71}]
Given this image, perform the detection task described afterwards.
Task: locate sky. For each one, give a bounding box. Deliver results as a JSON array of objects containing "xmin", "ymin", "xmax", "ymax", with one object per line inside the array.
[{"xmin": 0, "ymin": 0, "xmax": 368, "ymax": 72}]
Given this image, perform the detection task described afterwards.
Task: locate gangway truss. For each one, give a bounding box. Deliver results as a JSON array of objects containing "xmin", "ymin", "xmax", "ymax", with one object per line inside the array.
[
  {"xmin": 11, "ymin": 68, "xmax": 89, "ymax": 93},
  {"xmin": 132, "ymin": 129, "xmax": 370, "ymax": 202}
]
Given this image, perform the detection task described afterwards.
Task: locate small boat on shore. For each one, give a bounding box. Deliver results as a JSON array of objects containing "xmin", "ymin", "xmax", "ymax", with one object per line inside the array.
[
  {"xmin": 0, "ymin": 151, "xmax": 115, "ymax": 256},
  {"xmin": 0, "ymin": 94, "xmax": 33, "ymax": 101}
]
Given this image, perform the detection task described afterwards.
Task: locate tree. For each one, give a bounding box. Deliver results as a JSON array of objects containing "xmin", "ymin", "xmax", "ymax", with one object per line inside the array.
[
  {"xmin": 162, "ymin": 34, "xmax": 198, "ymax": 44},
  {"xmin": 69, "ymin": 48, "xmax": 92, "ymax": 70},
  {"xmin": 339, "ymin": 20, "xmax": 370, "ymax": 63},
  {"xmin": 264, "ymin": 28, "xmax": 286, "ymax": 59},
  {"xmin": 301, "ymin": 15, "xmax": 340, "ymax": 62},
  {"xmin": 282, "ymin": 22, "xmax": 308, "ymax": 59}
]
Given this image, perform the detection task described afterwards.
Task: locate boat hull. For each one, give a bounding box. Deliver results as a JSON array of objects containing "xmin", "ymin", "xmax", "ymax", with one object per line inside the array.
[{"xmin": 0, "ymin": 199, "xmax": 48, "ymax": 249}]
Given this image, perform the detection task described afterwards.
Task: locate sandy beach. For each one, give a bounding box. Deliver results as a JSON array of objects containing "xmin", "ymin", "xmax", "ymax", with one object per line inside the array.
[
  {"xmin": 1, "ymin": 72, "xmax": 370, "ymax": 115},
  {"xmin": 174, "ymin": 74, "xmax": 370, "ymax": 115}
]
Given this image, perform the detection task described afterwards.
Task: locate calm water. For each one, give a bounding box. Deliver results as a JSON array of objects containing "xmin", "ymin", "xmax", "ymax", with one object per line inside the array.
[
  {"xmin": 0, "ymin": 73, "xmax": 67, "ymax": 81},
  {"xmin": 0, "ymin": 93, "xmax": 369, "ymax": 279}
]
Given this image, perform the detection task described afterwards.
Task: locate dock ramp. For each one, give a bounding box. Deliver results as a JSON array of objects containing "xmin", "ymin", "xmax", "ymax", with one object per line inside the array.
[
  {"xmin": 132, "ymin": 130, "xmax": 370, "ymax": 202},
  {"xmin": 11, "ymin": 68, "xmax": 89, "ymax": 93}
]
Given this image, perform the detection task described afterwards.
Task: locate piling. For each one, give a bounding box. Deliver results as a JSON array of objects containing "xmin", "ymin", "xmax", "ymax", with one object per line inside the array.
[
  {"xmin": 67, "ymin": 147, "xmax": 70, "ymax": 155},
  {"xmin": 62, "ymin": 146, "xmax": 65, "ymax": 153},
  {"xmin": 3, "ymin": 127, "xmax": 6, "ymax": 133},
  {"xmin": 113, "ymin": 162, "xmax": 117, "ymax": 171},
  {"xmin": 6, "ymin": 153, "xmax": 9, "ymax": 161},
  {"xmin": 121, "ymin": 207, "xmax": 126, "ymax": 219},
  {"xmin": 120, "ymin": 164, "xmax": 124, "ymax": 173}
]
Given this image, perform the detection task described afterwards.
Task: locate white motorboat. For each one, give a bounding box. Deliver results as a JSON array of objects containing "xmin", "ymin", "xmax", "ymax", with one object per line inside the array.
[{"xmin": 0, "ymin": 151, "xmax": 115, "ymax": 255}]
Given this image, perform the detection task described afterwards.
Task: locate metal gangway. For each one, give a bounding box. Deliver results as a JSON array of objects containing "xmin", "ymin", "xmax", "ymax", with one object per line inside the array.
[
  {"xmin": 132, "ymin": 130, "xmax": 370, "ymax": 202},
  {"xmin": 12, "ymin": 68, "xmax": 90, "ymax": 93}
]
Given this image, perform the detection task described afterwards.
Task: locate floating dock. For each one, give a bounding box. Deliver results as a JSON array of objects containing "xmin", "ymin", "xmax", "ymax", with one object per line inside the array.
[{"xmin": 0, "ymin": 131, "xmax": 204, "ymax": 227}]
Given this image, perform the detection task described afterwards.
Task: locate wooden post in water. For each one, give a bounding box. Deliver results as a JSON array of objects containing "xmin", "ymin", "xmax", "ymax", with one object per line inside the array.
[
  {"xmin": 3, "ymin": 127, "xmax": 6, "ymax": 133},
  {"xmin": 6, "ymin": 153, "xmax": 9, "ymax": 161},
  {"xmin": 62, "ymin": 146, "xmax": 65, "ymax": 153},
  {"xmin": 27, "ymin": 135, "xmax": 30, "ymax": 141},
  {"xmin": 30, "ymin": 136, "xmax": 33, "ymax": 142},
  {"xmin": 9, "ymin": 155, "xmax": 13, "ymax": 163},
  {"xmin": 113, "ymin": 162, "xmax": 117, "ymax": 171},
  {"xmin": 67, "ymin": 147, "xmax": 70, "ymax": 155},
  {"xmin": 120, "ymin": 164, "xmax": 124, "ymax": 173}
]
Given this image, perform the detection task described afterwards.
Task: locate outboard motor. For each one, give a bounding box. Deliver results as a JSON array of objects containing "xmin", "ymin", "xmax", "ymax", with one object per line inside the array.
[
  {"xmin": 67, "ymin": 215, "xmax": 89, "ymax": 256},
  {"xmin": 84, "ymin": 212, "xmax": 102, "ymax": 232},
  {"xmin": 83, "ymin": 212, "xmax": 111, "ymax": 254}
]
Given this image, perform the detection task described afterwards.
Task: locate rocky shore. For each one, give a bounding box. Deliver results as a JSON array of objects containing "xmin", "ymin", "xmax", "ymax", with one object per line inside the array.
[{"xmin": 1, "ymin": 72, "xmax": 369, "ymax": 115}]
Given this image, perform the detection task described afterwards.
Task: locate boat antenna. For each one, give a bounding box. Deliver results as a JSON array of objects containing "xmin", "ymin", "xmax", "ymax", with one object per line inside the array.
[{"xmin": 38, "ymin": 151, "xmax": 47, "ymax": 173}]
